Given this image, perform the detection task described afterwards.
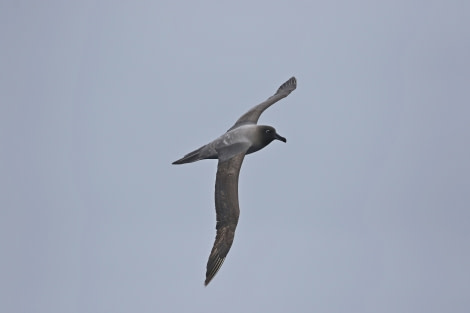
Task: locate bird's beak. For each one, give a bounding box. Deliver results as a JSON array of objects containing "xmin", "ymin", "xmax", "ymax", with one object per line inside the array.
[{"xmin": 275, "ymin": 133, "xmax": 287, "ymax": 143}]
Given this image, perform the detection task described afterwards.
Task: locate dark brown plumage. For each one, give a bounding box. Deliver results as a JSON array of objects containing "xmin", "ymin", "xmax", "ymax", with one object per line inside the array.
[
  {"xmin": 172, "ymin": 77, "xmax": 297, "ymax": 285},
  {"xmin": 205, "ymin": 152, "xmax": 245, "ymax": 285}
]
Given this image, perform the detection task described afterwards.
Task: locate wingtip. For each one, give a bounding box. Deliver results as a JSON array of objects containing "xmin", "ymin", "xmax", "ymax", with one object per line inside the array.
[
  {"xmin": 286, "ymin": 76, "xmax": 297, "ymax": 87},
  {"xmin": 171, "ymin": 156, "xmax": 192, "ymax": 165},
  {"xmin": 277, "ymin": 76, "xmax": 297, "ymax": 94},
  {"xmin": 204, "ymin": 256, "xmax": 225, "ymax": 286},
  {"xmin": 204, "ymin": 276, "xmax": 211, "ymax": 286}
]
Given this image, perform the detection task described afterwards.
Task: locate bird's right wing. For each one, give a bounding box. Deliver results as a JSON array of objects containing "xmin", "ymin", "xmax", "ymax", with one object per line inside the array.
[
  {"xmin": 205, "ymin": 148, "xmax": 247, "ymax": 286},
  {"xmin": 227, "ymin": 77, "xmax": 297, "ymax": 132}
]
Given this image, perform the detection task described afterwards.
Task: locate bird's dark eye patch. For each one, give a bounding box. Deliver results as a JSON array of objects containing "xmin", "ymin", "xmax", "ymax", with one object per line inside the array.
[{"xmin": 265, "ymin": 129, "xmax": 272, "ymax": 134}]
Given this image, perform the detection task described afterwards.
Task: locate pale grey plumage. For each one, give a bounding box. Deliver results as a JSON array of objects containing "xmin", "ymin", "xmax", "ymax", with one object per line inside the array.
[
  {"xmin": 172, "ymin": 77, "xmax": 297, "ymax": 285},
  {"xmin": 227, "ymin": 77, "xmax": 297, "ymax": 131}
]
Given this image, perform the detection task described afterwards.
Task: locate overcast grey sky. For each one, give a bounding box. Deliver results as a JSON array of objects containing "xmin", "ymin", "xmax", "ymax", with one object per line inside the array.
[{"xmin": 1, "ymin": 1, "xmax": 469, "ymax": 312}]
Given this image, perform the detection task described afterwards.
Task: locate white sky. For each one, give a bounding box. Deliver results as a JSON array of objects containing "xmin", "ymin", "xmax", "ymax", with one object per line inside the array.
[{"xmin": 1, "ymin": 1, "xmax": 469, "ymax": 312}]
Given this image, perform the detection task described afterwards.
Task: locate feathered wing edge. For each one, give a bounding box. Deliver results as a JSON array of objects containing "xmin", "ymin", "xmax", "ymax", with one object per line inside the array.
[
  {"xmin": 205, "ymin": 152, "xmax": 246, "ymax": 286},
  {"xmin": 172, "ymin": 145, "xmax": 206, "ymax": 164},
  {"xmin": 227, "ymin": 76, "xmax": 297, "ymax": 132}
]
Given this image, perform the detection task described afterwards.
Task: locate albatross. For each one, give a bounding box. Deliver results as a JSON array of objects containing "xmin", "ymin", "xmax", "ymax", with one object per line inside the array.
[{"xmin": 172, "ymin": 76, "xmax": 297, "ymax": 285}]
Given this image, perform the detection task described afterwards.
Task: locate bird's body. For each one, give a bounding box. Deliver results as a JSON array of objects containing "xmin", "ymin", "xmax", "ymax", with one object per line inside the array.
[
  {"xmin": 172, "ymin": 77, "xmax": 297, "ymax": 285},
  {"xmin": 172, "ymin": 124, "xmax": 284, "ymax": 164}
]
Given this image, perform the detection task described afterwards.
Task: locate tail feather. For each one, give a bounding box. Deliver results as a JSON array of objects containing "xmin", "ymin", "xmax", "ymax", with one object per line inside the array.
[{"xmin": 172, "ymin": 146, "xmax": 206, "ymax": 164}]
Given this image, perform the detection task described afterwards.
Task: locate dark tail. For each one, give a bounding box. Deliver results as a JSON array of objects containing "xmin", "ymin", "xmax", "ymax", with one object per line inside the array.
[{"xmin": 172, "ymin": 146, "xmax": 206, "ymax": 165}]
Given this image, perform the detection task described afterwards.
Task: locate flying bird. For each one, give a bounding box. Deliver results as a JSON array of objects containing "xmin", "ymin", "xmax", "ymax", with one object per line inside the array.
[{"xmin": 172, "ymin": 77, "xmax": 297, "ymax": 285}]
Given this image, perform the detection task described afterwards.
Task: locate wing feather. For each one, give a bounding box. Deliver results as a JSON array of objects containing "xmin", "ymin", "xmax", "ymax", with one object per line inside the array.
[
  {"xmin": 227, "ymin": 76, "xmax": 297, "ymax": 131},
  {"xmin": 204, "ymin": 152, "xmax": 246, "ymax": 286}
]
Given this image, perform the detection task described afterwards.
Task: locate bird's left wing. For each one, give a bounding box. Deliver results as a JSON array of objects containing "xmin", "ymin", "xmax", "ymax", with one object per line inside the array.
[
  {"xmin": 227, "ymin": 76, "xmax": 297, "ymax": 132},
  {"xmin": 204, "ymin": 147, "xmax": 248, "ymax": 286}
]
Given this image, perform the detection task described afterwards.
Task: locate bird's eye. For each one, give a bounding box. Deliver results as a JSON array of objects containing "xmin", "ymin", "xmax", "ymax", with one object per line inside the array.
[{"xmin": 265, "ymin": 129, "xmax": 272, "ymax": 134}]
